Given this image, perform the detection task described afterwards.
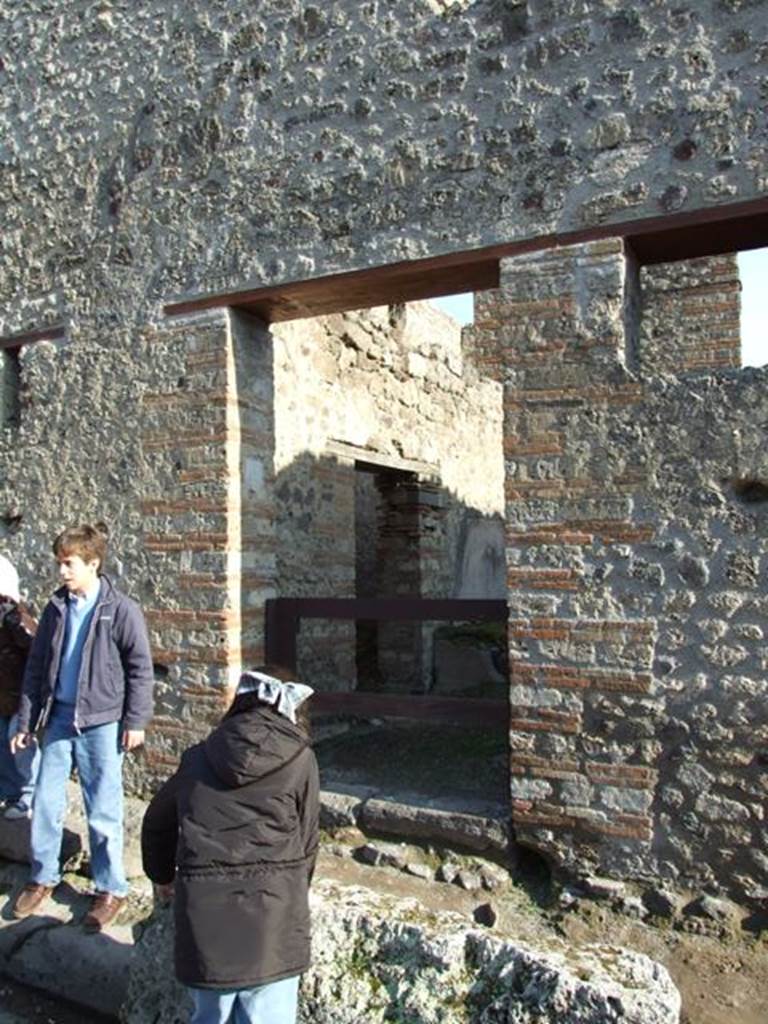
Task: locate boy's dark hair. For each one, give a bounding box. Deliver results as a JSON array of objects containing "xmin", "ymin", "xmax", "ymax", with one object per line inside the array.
[
  {"xmin": 53, "ymin": 522, "xmax": 109, "ymax": 571},
  {"xmin": 227, "ymin": 663, "xmax": 312, "ymax": 734}
]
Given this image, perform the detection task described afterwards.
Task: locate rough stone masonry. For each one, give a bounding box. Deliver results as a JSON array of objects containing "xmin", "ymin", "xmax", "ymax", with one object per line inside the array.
[
  {"xmin": 475, "ymin": 240, "xmax": 768, "ymax": 900},
  {"xmin": 0, "ymin": 0, "xmax": 767, "ymax": 898}
]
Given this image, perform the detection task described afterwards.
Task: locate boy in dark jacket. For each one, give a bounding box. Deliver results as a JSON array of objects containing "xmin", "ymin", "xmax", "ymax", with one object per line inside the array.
[
  {"xmin": 0, "ymin": 555, "xmax": 38, "ymax": 818},
  {"xmin": 11, "ymin": 523, "xmax": 154, "ymax": 930},
  {"xmin": 142, "ymin": 667, "xmax": 319, "ymax": 1024}
]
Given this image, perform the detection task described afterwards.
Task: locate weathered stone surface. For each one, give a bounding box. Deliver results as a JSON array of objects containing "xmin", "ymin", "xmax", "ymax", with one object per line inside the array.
[
  {"xmin": 1, "ymin": 0, "xmax": 767, "ymax": 908},
  {"xmin": 496, "ymin": 238, "xmax": 768, "ymax": 899},
  {"xmin": 455, "ymin": 868, "xmax": 484, "ymax": 892},
  {"xmin": 683, "ymin": 894, "xmax": 739, "ymax": 926},
  {"xmin": 120, "ymin": 881, "xmax": 682, "ymax": 1024},
  {"xmin": 643, "ymin": 888, "xmax": 678, "ymax": 919},
  {"xmin": 118, "ymin": 906, "xmax": 191, "ymax": 1024},
  {"xmin": 318, "ymin": 785, "xmax": 374, "ymax": 831},
  {"xmin": 360, "ymin": 794, "xmax": 510, "ymax": 856},
  {"xmin": 639, "ymin": 256, "xmax": 741, "ymax": 377},
  {"xmin": 0, "ymin": 862, "xmax": 142, "ymax": 1018},
  {"xmin": 437, "ymin": 860, "xmax": 462, "ymax": 884},
  {"xmin": 2, "ymin": 1, "xmax": 766, "ymax": 337},
  {"xmin": 584, "ymin": 875, "xmax": 627, "ymax": 900},
  {"xmin": 677, "ymin": 555, "xmax": 710, "ymax": 589}
]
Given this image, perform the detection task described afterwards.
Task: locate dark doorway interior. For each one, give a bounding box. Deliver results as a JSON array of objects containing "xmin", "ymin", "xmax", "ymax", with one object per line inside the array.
[{"xmin": 354, "ymin": 463, "xmax": 423, "ymax": 693}]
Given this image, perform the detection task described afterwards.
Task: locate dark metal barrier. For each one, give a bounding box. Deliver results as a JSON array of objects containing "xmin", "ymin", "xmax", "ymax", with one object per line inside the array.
[{"xmin": 265, "ymin": 597, "xmax": 509, "ymax": 725}]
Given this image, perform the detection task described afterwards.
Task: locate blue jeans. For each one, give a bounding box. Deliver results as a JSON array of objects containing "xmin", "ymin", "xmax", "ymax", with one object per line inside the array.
[
  {"xmin": 0, "ymin": 713, "xmax": 39, "ymax": 809},
  {"xmin": 30, "ymin": 705, "xmax": 128, "ymax": 895},
  {"xmin": 189, "ymin": 976, "xmax": 299, "ymax": 1024}
]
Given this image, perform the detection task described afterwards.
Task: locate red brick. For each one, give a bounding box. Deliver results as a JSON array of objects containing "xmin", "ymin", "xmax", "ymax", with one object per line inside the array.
[
  {"xmin": 586, "ymin": 763, "xmax": 658, "ymax": 786},
  {"xmin": 511, "ymin": 663, "xmax": 652, "ymax": 694},
  {"xmin": 509, "ymin": 711, "xmax": 582, "ymax": 734},
  {"xmin": 144, "ymin": 533, "xmax": 229, "ymax": 552},
  {"xmin": 511, "ymin": 753, "xmax": 580, "ymax": 773}
]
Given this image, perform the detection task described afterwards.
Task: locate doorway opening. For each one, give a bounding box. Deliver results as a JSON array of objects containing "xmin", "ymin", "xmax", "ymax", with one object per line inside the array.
[
  {"xmin": 354, "ymin": 463, "xmax": 423, "ymax": 694},
  {"xmin": 263, "ymin": 288, "xmax": 509, "ymax": 832}
]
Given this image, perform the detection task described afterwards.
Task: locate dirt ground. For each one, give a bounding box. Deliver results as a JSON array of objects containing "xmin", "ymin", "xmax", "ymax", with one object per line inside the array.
[
  {"xmin": 557, "ymin": 897, "xmax": 768, "ymax": 1024},
  {"xmin": 4, "ymin": 718, "xmax": 761, "ymax": 1023},
  {"xmin": 317, "ymin": 841, "xmax": 768, "ymax": 1024},
  {"xmin": 314, "ymin": 719, "xmax": 510, "ymax": 804},
  {"xmin": 315, "ymin": 718, "xmax": 768, "ymax": 1023}
]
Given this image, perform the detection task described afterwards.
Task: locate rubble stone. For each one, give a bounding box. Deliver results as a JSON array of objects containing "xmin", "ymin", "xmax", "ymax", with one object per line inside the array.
[{"xmin": 120, "ymin": 881, "xmax": 682, "ymax": 1024}]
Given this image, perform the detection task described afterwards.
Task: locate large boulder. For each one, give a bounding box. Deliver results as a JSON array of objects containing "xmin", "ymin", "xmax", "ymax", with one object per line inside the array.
[{"xmin": 121, "ymin": 880, "xmax": 680, "ymax": 1024}]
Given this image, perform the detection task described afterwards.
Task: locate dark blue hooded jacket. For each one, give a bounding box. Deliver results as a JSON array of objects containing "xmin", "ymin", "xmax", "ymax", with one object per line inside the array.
[{"xmin": 17, "ymin": 574, "xmax": 154, "ymax": 733}]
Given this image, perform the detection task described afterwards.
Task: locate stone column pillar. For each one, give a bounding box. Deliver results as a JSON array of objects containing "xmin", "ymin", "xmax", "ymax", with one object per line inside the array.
[
  {"xmin": 135, "ymin": 309, "xmax": 276, "ymax": 787},
  {"xmin": 495, "ymin": 239, "xmax": 658, "ymax": 880}
]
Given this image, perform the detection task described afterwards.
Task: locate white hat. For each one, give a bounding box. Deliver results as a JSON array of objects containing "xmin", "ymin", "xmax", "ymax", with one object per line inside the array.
[
  {"xmin": 0, "ymin": 555, "xmax": 20, "ymax": 603},
  {"xmin": 236, "ymin": 670, "xmax": 314, "ymax": 724}
]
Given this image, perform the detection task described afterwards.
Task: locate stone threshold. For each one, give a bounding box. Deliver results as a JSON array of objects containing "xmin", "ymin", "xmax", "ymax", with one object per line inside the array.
[{"xmin": 319, "ymin": 782, "xmax": 512, "ymax": 859}]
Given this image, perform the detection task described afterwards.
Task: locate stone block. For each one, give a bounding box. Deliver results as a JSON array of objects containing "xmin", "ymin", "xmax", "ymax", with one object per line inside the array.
[
  {"xmin": 583, "ymin": 875, "xmax": 627, "ymax": 900},
  {"xmin": 643, "ymin": 888, "xmax": 678, "ymax": 919},
  {"xmin": 0, "ymin": 811, "xmax": 81, "ymax": 870},
  {"xmin": 319, "ymin": 785, "xmax": 374, "ymax": 831},
  {"xmin": 360, "ymin": 796, "xmax": 510, "ymax": 857},
  {"xmin": 121, "ymin": 880, "xmax": 682, "ymax": 1024}
]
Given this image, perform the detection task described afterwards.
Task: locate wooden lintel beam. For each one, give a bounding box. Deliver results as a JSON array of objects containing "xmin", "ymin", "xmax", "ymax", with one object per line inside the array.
[
  {"xmin": 628, "ymin": 210, "xmax": 768, "ymax": 266},
  {"xmin": 164, "ymin": 195, "xmax": 768, "ymax": 325},
  {"xmin": 265, "ymin": 596, "xmax": 508, "ymax": 624},
  {"xmin": 0, "ymin": 324, "xmax": 67, "ymax": 351}
]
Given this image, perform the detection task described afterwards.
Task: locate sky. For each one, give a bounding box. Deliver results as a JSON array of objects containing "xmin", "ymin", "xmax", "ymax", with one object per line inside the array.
[
  {"xmin": 738, "ymin": 248, "xmax": 767, "ymax": 368},
  {"xmin": 432, "ymin": 247, "xmax": 767, "ymax": 368}
]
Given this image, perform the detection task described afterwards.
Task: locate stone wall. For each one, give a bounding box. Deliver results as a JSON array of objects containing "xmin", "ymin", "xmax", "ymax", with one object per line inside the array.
[
  {"xmin": 0, "ymin": 309, "xmax": 278, "ymax": 793},
  {"xmin": 131, "ymin": 309, "xmax": 277, "ymax": 791},
  {"xmin": 481, "ymin": 238, "xmax": 768, "ymax": 899},
  {"xmin": 2, "ymin": 0, "xmax": 767, "ymax": 338},
  {"xmin": 0, "ymin": 296, "xmax": 503, "ymax": 785},
  {"xmin": 1, "ymin": 0, "xmax": 767, "ymax": 890}
]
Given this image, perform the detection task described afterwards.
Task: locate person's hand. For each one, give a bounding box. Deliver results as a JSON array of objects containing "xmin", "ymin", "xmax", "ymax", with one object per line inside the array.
[
  {"xmin": 122, "ymin": 729, "xmax": 145, "ymax": 752},
  {"xmin": 10, "ymin": 731, "xmax": 32, "ymax": 754},
  {"xmin": 154, "ymin": 882, "xmax": 175, "ymax": 905}
]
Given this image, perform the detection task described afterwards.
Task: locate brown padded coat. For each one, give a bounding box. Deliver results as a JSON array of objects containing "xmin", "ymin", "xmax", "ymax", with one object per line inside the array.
[
  {"xmin": 141, "ymin": 703, "xmax": 319, "ymax": 989},
  {"xmin": 0, "ymin": 600, "xmax": 37, "ymax": 718}
]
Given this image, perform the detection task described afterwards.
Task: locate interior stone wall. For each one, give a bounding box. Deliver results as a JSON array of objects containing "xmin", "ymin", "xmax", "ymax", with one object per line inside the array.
[{"xmin": 270, "ymin": 300, "xmax": 504, "ymax": 690}]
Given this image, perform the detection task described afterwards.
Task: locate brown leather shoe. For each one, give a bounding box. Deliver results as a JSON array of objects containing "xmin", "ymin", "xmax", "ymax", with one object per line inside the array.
[
  {"xmin": 83, "ymin": 891, "xmax": 125, "ymax": 933},
  {"xmin": 12, "ymin": 883, "xmax": 55, "ymax": 919}
]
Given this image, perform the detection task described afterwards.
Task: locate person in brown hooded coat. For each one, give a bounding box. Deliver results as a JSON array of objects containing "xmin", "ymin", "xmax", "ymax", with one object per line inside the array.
[{"xmin": 141, "ymin": 666, "xmax": 319, "ymax": 1024}]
